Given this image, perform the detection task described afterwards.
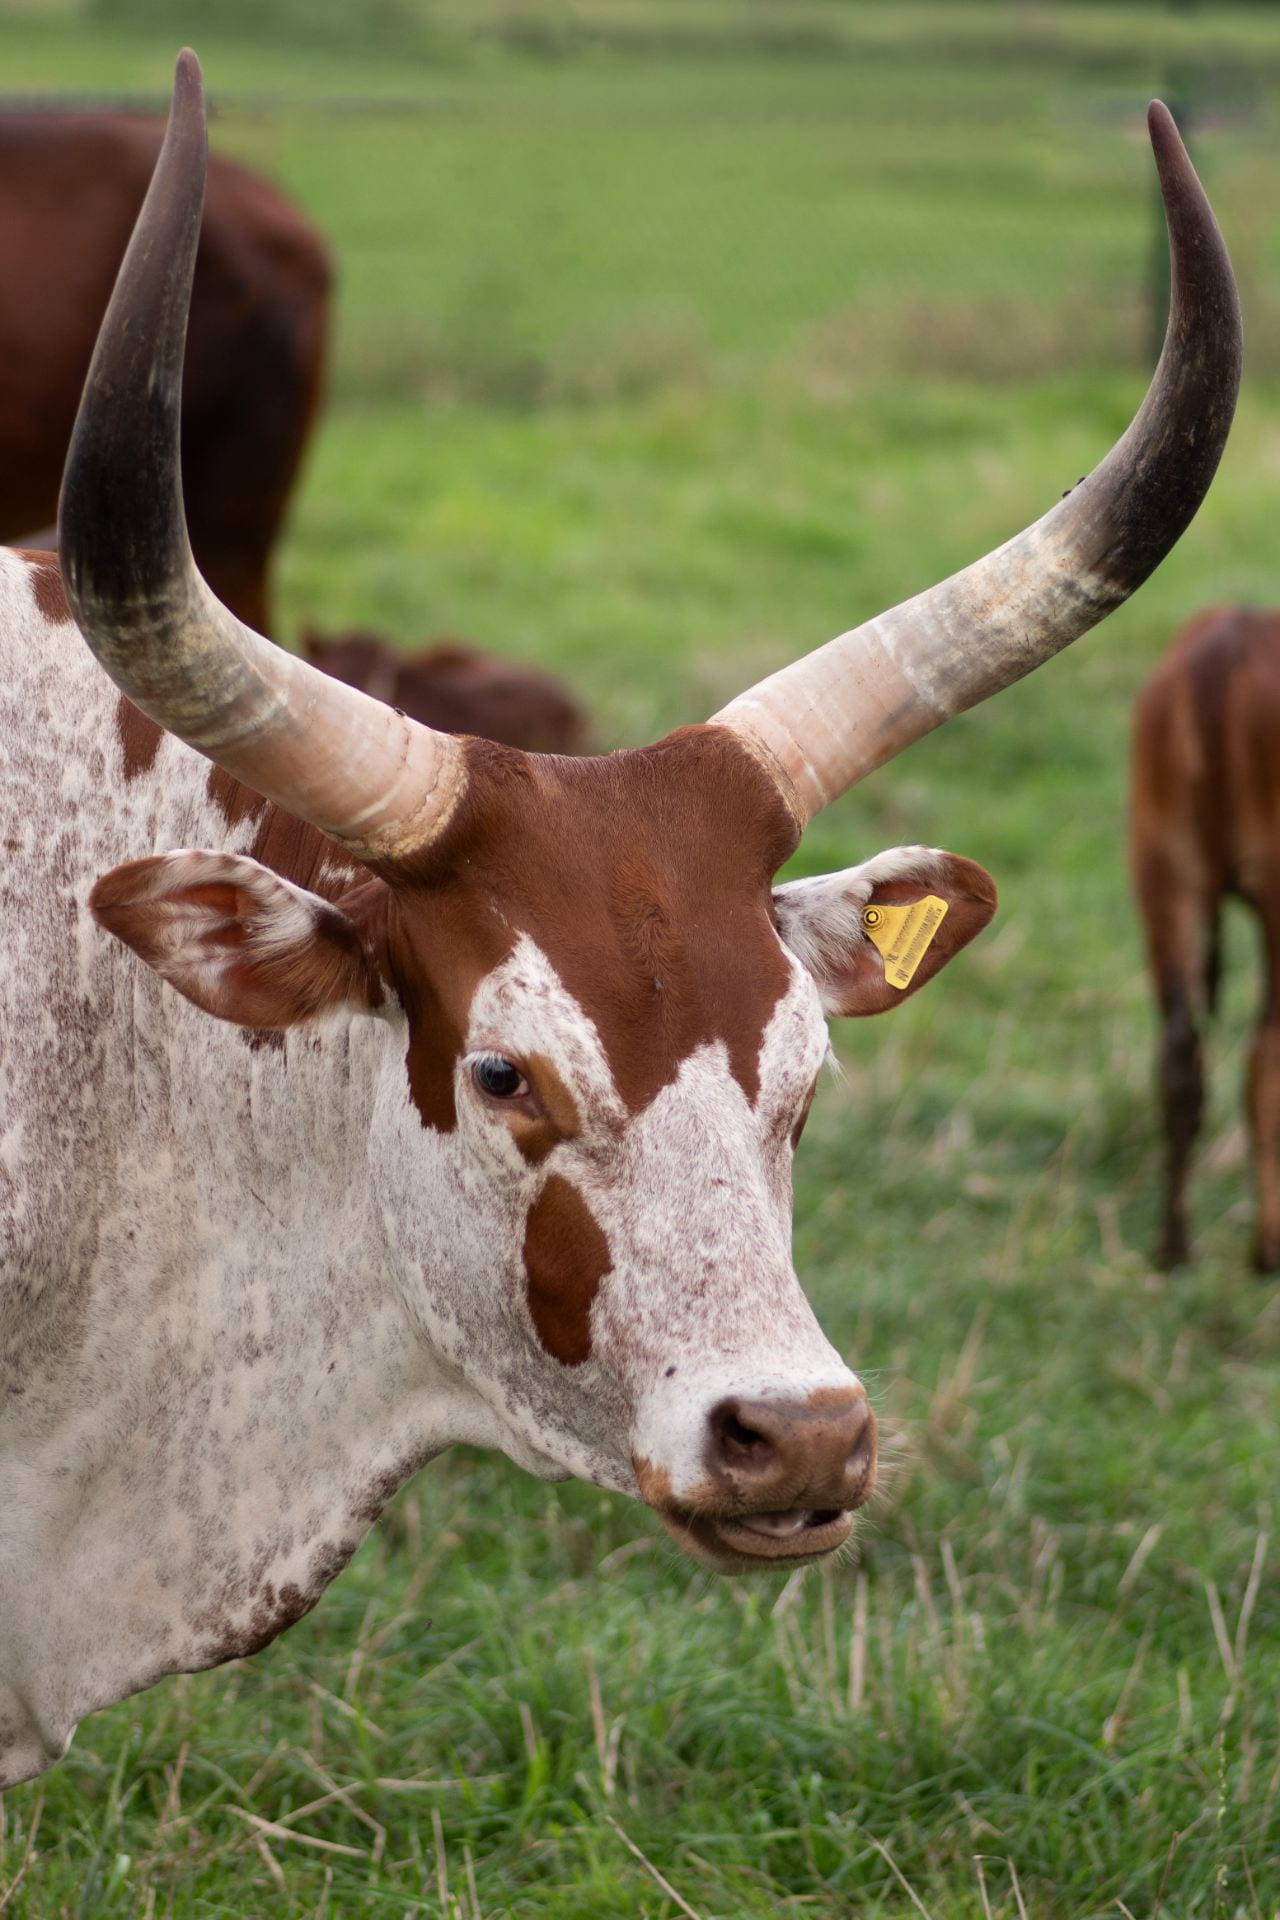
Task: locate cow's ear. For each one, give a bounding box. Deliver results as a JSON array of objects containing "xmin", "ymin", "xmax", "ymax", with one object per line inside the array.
[
  {"xmin": 91, "ymin": 851, "xmax": 385, "ymax": 1028},
  {"xmin": 773, "ymin": 847, "xmax": 996, "ymax": 1018}
]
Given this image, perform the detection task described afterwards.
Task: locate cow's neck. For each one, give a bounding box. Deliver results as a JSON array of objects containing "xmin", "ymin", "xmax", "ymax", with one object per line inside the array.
[
  {"xmin": 0, "ymin": 968, "xmax": 471, "ymax": 1783},
  {"xmin": 0, "ymin": 564, "xmax": 489, "ymax": 1783}
]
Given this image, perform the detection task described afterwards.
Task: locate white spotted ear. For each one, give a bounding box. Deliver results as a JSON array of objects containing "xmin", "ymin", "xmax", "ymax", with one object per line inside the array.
[
  {"xmin": 773, "ymin": 846, "xmax": 996, "ymax": 1018},
  {"xmin": 91, "ymin": 851, "xmax": 385, "ymax": 1028}
]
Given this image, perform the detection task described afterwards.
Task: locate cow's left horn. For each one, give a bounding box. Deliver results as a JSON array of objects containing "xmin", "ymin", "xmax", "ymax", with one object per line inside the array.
[
  {"xmin": 710, "ymin": 103, "xmax": 1242, "ymax": 826},
  {"xmin": 58, "ymin": 50, "xmax": 465, "ymax": 863}
]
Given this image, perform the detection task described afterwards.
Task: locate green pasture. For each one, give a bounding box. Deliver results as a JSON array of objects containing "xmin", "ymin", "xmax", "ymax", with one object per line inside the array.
[{"xmin": 1, "ymin": 4, "xmax": 1279, "ymax": 1914}]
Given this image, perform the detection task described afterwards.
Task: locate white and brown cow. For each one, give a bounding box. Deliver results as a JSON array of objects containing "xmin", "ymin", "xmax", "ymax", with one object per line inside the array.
[{"xmin": 0, "ymin": 56, "xmax": 1240, "ymax": 1787}]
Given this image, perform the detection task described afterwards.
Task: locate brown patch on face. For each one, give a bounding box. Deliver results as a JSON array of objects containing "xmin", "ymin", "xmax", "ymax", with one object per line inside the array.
[
  {"xmin": 635, "ymin": 1455, "xmax": 722, "ymax": 1517},
  {"xmin": 632, "ymin": 1454, "xmax": 675, "ymax": 1509},
  {"xmin": 507, "ymin": 1050, "xmax": 584, "ymax": 1164},
  {"xmin": 17, "ymin": 551, "xmax": 71, "ymax": 624},
  {"xmin": 523, "ymin": 1173, "xmax": 612, "ymax": 1366},
  {"xmin": 405, "ymin": 1023, "xmax": 463, "ymax": 1132},
  {"xmin": 386, "ymin": 876, "xmax": 516, "ymax": 1138},
  {"xmin": 806, "ymin": 1383, "xmax": 865, "ymax": 1410},
  {"xmin": 510, "ymin": 1120, "xmax": 556, "ymax": 1165},
  {"xmin": 527, "ymin": 1052, "xmax": 582, "ymax": 1137},
  {"xmin": 115, "ymin": 695, "xmax": 163, "ymax": 781},
  {"xmin": 384, "ymin": 728, "xmax": 801, "ymax": 1129}
]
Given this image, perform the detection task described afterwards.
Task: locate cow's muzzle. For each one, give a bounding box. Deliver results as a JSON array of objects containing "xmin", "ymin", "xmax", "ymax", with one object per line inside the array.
[{"xmin": 635, "ymin": 1385, "xmax": 877, "ymax": 1570}]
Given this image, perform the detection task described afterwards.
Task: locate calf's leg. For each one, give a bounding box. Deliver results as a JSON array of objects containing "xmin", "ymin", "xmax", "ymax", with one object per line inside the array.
[
  {"xmin": 1247, "ymin": 909, "xmax": 1280, "ymax": 1273},
  {"xmin": 1157, "ymin": 976, "xmax": 1206, "ymax": 1269}
]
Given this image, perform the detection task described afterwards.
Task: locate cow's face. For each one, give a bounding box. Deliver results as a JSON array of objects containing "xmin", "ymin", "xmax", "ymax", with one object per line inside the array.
[
  {"xmin": 91, "ymin": 727, "xmax": 995, "ymax": 1568},
  {"xmin": 64, "ymin": 53, "xmax": 1232, "ymax": 1576}
]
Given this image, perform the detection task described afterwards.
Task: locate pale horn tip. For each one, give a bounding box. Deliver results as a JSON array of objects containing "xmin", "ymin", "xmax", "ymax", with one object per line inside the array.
[
  {"xmin": 1147, "ymin": 100, "xmax": 1198, "ymax": 221},
  {"xmin": 1146, "ymin": 98, "xmax": 1220, "ymax": 253},
  {"xmin": 1144, "ymin": 92, "xmax": 1242, "ymax": 383},
  {"xmin": 1147, "ymin": 98, "xmax": 1176, "ymax": 142},
  {"xmin": 174, "ymin": 47, "xmax": 204, "ymax": 105},
  {"xmin": 1147, "ymin": 99, "xmax": 1192, "ymax": 198}
]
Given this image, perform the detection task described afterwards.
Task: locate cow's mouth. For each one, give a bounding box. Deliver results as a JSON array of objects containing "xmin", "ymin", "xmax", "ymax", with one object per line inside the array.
[{"xmin": 654, "ymin": 1503, "xmax": 853, "ymax": 1569}]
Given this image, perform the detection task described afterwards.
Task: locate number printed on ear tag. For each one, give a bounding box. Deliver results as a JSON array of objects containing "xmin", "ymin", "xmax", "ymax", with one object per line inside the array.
[{"xmin": 862, "ymin": 896, "xmax": 948, "ymax": 990}]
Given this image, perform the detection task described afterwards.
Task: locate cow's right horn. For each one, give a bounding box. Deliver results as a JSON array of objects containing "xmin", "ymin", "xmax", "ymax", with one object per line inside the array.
[
  {"xmin": 710, "ymin": 103, "xmax": 1242, "ymax": 829},
  {"xmin": 59, "ymin": 50, "xmax": 465, "ymax": 865}
]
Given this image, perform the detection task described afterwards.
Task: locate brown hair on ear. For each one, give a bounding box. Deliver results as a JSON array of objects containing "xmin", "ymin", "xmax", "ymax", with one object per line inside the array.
[
  {"xmin": 91, "ymin": 852, "xmax": 385, "ymax": 1029},
  {"xmin": 775, "ymin": 848, "xmax": 996, "ymax": 1018}
]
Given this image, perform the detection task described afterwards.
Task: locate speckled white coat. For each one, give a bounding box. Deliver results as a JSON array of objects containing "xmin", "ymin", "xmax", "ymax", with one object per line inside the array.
[{"xmin": 0, "ymin": 551, "xmax": 878, "ymax": 1786}]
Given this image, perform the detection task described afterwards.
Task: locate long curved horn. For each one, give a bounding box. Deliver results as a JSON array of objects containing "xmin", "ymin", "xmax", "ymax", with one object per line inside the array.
[
  {"xmin": 710, "ymin": 103, "xmax": 1242, "ymax": 827},
  {"xmin": 58, "ymin": 51, "xmax": 464, "ymax": 863}
]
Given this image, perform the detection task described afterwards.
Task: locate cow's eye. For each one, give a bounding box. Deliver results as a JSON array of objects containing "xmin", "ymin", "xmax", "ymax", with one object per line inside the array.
[{"xmin": 472, "ymin": 1054, "xmax": 530, "ymax": 1100}]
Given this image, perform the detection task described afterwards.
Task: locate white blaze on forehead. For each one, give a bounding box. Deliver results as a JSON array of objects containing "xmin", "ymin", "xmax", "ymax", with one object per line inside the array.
[{"xmin": 464, "ymin": 932, "xmax": 626, "ymax": 1128}]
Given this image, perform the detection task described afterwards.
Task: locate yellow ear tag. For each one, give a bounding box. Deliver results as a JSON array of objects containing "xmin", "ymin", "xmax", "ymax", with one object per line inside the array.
[{"xmin": 862, "ymin": 895, "xmax": 949, "ymax": 990}]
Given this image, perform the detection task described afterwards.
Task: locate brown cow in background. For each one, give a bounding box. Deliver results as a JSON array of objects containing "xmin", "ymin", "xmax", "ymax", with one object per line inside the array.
[
  {"xmin": 301, "ymin": 629, "xmax": 589, "ymax": 754},
  {"xmin": 0, "ymin": 108, "xmax": 329, "ymax": 633},
  {"xmin": 1131, "ymin": 607, "xmax": 1280, "ymax": 1272},
  {"xmin": 1, "ymin": 109, "xmax": 588, "ymax": 750}
]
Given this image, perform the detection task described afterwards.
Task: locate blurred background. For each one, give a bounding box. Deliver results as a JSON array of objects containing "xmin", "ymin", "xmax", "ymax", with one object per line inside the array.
[
  {"xmin": 1, "ymin": 4, "xmax": 1278, "ymax": 1916},
  {"xmin": 5, "ymin": 1, "xmax": 1279, "ymax": 716}
]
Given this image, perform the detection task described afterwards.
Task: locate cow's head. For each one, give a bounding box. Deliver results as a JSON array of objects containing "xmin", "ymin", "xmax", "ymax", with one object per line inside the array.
[{"xmin": 61, "ymin": 57, "xmax": 1239, "ymax": 1569}]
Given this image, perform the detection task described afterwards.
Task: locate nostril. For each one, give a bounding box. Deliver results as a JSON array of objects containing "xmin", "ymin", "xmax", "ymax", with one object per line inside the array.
[
  {"xmin": 705, "ymin": 1390, "xmax": 877, "ymax": 1506},
  {"xmin": 710, "ymin": 1401, "xmax": 776, "ymax": 1473}
]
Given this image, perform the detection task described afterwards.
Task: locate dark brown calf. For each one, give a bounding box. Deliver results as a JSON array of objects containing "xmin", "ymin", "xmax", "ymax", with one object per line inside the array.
[
  {"xmin": 300, "ymin": 629, "xmax": 588, "ymax": 753},
  {"xmin": 1131, "ymin": 607, "xmax": 1280, "ymax": 1270},
  {"xmin": 0, "ymin": 107, "xmax": 329, "ymax": 633}
]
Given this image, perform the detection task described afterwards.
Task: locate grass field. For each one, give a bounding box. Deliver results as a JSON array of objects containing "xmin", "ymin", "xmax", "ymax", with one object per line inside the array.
[{"xmin": 2, "ymin": 3, "xmax": 1280, "ymax": 1914}]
